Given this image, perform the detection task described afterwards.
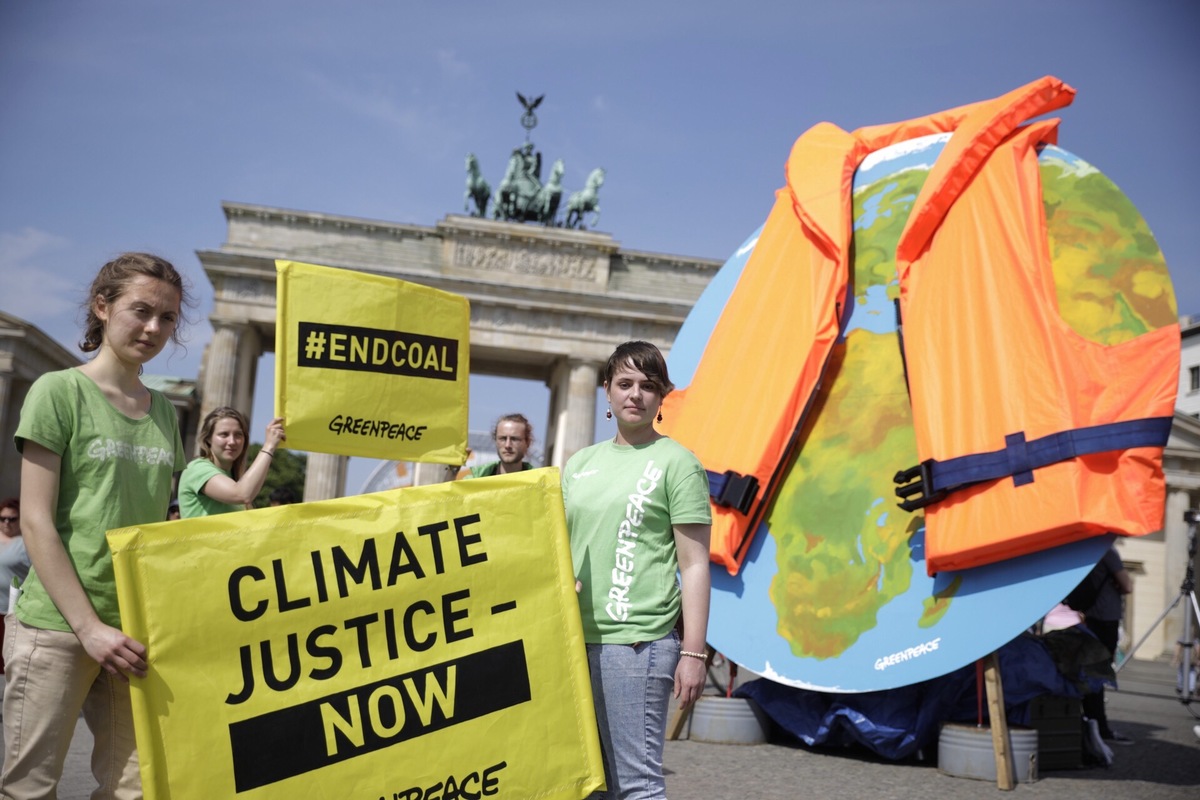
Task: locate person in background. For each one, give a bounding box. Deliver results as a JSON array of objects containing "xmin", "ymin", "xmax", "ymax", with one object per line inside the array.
[
  {"xmin": 1082, "ymin": 544, "xmax": 1134, "ymax": 745},
  {"xmin": 178, "ymin": 407, "xmax": 285, "ymax": 518},
  {"xmin": 0, "ymin": 497, "xmax": 21, "ymax": 548},
  {"xmin": 561, "ymin": 341, "xmax": 712, "ymax": 799},
  {"xmin": 0, "ymin": 498, "xmax": 32, "ymax": 674},
  {"xmin": 166, "ymin": 501, "xmax": 181, "ymax": 521},
  {"xmin": 0, "ymin": 530, "xmax": 29, "ymax": 655},
  {"xmin": 2, "ymin": 252, "xmax": 189, "ymax": 798},
  {"xmin": 469, "ymin": 413, "xmax": 535, "ymax": 477},
  {"xmin": 268, "ymin": 486, "xmax": 297, "ymax": 506}
]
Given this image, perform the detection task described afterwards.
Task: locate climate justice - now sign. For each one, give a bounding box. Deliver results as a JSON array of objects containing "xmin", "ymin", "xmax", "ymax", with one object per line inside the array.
[{"xmin": 109, "ymin": 470, "xmax": 603, "ymax": 799}]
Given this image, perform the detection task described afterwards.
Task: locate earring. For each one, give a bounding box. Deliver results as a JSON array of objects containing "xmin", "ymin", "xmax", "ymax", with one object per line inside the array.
[
  {"xmin": 605, "ymin": 408, "xmax": 613, "ymax": 420},
  {"xmin": 656, "ymin": 411, "xmax": 663, "ymax": 423}
]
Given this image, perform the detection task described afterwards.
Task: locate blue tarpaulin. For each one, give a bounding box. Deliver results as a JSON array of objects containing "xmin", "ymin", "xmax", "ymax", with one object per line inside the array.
[{"xmin": 733, "ymin": 631, "xmax": 1112, "ymax": 760}]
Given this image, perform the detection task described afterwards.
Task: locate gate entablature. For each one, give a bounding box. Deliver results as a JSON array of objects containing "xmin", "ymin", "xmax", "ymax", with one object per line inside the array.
[{"xmin": 196, "ymin": 200, "xmax": 721, "ymax": 499}]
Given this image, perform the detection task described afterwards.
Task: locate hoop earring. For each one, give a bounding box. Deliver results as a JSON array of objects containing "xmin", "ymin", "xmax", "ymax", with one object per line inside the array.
[
  {"xmin": 656, "ymin": 411, "xmax": 663, "ymax": 423},
  {"xmin": 605, "ymin": 408, "xmax": 613, "ymax": 420}
]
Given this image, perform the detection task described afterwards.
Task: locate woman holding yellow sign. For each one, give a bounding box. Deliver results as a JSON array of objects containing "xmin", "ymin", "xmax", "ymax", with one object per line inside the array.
[
  {"xmin": 3, "ymin": 253, "xmax": 189, "ymax": 799},
  {"xmin": 562, "ymin": 340, "xmax": 712, "ymax": 800},
  {"xmin": 179, "ymin": 407, "xmax": 286, "ymax": 517}
]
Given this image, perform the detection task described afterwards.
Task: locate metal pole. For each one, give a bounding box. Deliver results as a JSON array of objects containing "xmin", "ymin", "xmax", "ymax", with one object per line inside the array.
[{"xmin": 1115, "ymin": 593, "xmax": 1182, "ymax": 673}]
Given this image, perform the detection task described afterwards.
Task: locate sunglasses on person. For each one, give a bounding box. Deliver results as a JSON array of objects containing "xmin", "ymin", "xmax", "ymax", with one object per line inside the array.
[{"xmin": 0, "ymin": 516, "xmax": 17, "ymax": 524}]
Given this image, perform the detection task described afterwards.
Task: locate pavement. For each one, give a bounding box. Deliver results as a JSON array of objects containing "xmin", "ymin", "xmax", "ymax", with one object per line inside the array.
[
  {"xmin": 26, "ymin": 657, "xmax": 1200, "ymax": 798},
  {"xmin": 665, "ymin": 657, "xmax": 1200, "ymax": 799}
]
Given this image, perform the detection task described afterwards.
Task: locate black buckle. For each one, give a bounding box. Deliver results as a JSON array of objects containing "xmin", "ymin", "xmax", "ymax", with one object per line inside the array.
[
  {"xmin": 893, "ymin": 459, "xmax": 945, "ymax": 512},
  {"xmin": 715, "ymin": 470, "xmax": 759, "ymax": 515}
]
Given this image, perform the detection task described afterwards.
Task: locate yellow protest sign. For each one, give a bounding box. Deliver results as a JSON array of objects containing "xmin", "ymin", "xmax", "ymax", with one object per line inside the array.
[
  {"xmin": 275, "ymin": 260, "xmax": 469, "ymax": 464},
  {"xmin": 109, "ymin": 469, "xmax": 603, "ymax": 800}
]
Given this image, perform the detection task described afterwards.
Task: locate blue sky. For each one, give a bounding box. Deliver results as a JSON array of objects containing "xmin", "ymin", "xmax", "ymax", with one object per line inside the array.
[{"xmin": 2, "ymin": 1, "xmax": 1197, "ymax": 493}]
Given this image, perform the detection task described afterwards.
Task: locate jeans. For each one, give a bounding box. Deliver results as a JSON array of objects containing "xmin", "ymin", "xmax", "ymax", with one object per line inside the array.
[
  {"xmin": 0, "ymin": 618, "xmax": 142, "ymax": 799},
  {"xmin": 586, "ymin": 631, "xmax": 680, "ymax": 800}
]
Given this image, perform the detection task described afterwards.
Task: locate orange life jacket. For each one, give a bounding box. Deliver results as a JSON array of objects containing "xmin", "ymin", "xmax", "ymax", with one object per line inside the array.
[
  {"xmin": 660, "ymin": 75, "xmax": 1178, "ymax": 575},
  {"xmin": 889, "ymin": 85, "xmax": 1179, "ymax": 573}
]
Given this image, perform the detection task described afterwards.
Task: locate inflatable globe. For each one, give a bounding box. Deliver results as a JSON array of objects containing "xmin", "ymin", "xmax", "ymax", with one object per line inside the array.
[{"xmin": 669, "ymin": 133, "xmax": 1177, "ymax": 691}]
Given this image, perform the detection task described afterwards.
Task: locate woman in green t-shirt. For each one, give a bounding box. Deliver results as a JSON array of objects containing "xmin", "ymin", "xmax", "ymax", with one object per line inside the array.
[
  {"xmin": 562, "ymin": 341, "xmax": 712, "ymax": 799},
  {"xmin": 178, "ymin": 406, "xmax": 286, "ymax": 518},
  {"xmin": 4, "ymin": 253, "xmax": 189, "ymax": 799}
]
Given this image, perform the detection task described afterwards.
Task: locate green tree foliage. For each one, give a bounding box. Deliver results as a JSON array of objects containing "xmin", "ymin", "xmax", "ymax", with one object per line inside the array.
[{"xmin": 248, "ymin": 444, "xmax": 306, "ymax": 507}]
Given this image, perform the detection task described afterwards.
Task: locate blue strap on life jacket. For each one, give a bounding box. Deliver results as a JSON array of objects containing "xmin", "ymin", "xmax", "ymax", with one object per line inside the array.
[
  {"xmin": 707, "ymin": 469, "xmax": 760, "ymax": 515},
  {"xmin": 893, "ymin": 416, "xmax": 1173, "ymax": 512}
]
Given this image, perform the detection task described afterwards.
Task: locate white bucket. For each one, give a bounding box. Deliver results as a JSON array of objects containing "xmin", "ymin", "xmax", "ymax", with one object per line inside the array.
[
  {"xmin": 938, "ymin": 722, "xmax": 1039, "ymax": 783},
  {"xmin": 688, "ymin": 696, "xmax": 770, "ymax": 745}
]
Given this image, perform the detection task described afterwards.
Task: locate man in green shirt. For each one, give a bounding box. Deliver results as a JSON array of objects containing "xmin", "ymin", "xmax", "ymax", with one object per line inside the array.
[{"xmin": 468, "ymin": 413, "xmax": 535, "ymax": 478}]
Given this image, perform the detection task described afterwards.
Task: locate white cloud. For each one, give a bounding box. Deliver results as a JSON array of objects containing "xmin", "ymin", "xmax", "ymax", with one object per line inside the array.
[
  {"xmin": 0, "ymin": 227, "xmax": 67, "ymax": 266},
  {"xmin": 434, "ymin": 49, "xmax": 471, "ymax": 79},
  {"xmin": 0, "ymin": 228, "xmax": 78, "ymax": 324},
  {"xmin": 302, "ymin": 70, "xmax": 424, "ymax": 137}
]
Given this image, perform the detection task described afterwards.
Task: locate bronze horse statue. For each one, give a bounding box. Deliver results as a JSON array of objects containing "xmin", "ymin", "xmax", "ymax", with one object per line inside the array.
[
  {"xmin": 464, "ymin": 153, "xmax": 491, "ymax": 217},
  {"xmin": 533, "ymin": 158, "xmax": 564, "ymax": 224},
  {"xmin": 565, "ymin": 167, "xmax": 605, "ymax": 229}
]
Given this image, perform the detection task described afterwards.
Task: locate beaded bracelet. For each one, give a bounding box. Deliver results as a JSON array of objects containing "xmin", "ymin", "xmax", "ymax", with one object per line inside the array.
[{"xmin": 679, "ymin": 650, "xmax": 707, "ymax": 660}]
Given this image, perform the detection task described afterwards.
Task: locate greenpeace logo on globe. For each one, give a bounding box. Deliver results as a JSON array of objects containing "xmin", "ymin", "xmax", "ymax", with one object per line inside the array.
[{"xmin": 874, "ymin": 637, "xmax": 941, "ymax": 671}]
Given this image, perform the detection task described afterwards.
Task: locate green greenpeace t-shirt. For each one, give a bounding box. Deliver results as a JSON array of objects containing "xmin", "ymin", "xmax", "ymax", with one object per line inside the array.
[
  {"xmin": 562, "ymin": 436, "xmax": 711, "ymax": 645},
  {"xmin": 179, "ymin": 458, "xmax": 243, "ymax": 518},
  {"xmin": 468, "ymin": 461, "xmax": 533, "ymax": 478},
  {"xmin": 14, "ymin": 368, "xmax": 184, "ymax": 632}
]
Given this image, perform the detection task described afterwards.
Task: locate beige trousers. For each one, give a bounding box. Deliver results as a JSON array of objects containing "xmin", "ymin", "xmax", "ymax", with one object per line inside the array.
[{"xmin": 1, "ymin": 618, "xmax": 141, "ymax": 799}]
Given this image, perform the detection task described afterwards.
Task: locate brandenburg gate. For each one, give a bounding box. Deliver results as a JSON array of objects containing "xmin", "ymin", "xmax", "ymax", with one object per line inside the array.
[{"xmin": 195, "ymin": 201, "xmax": 722, "ymax": 499}]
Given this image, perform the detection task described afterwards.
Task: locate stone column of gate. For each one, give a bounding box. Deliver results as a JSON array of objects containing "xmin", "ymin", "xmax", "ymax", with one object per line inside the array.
[
  {"xmin": 0, "ymin": 373, "xmax": 10, "ymax": 493},
  {"xmin": 198, "ymin": 322, "xmax": 245, "ymax": 428},
  {"xmin": 304, "ymin": 451, "xmax": 348, "ymax": 501},
  {"xmin": 413, "ymin": 461, "xmax": 456, "ymax": 487},
  {"xmin": 234, "ymin": 324, "xmax": 262, "ymax": 418},
  {"xmin": 0, "ymin": 373, "xmax": 10, "ymax": 448},
  {"xmin": 551, "ymin": 359, "xmax": 600, "ymax": 467}
]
